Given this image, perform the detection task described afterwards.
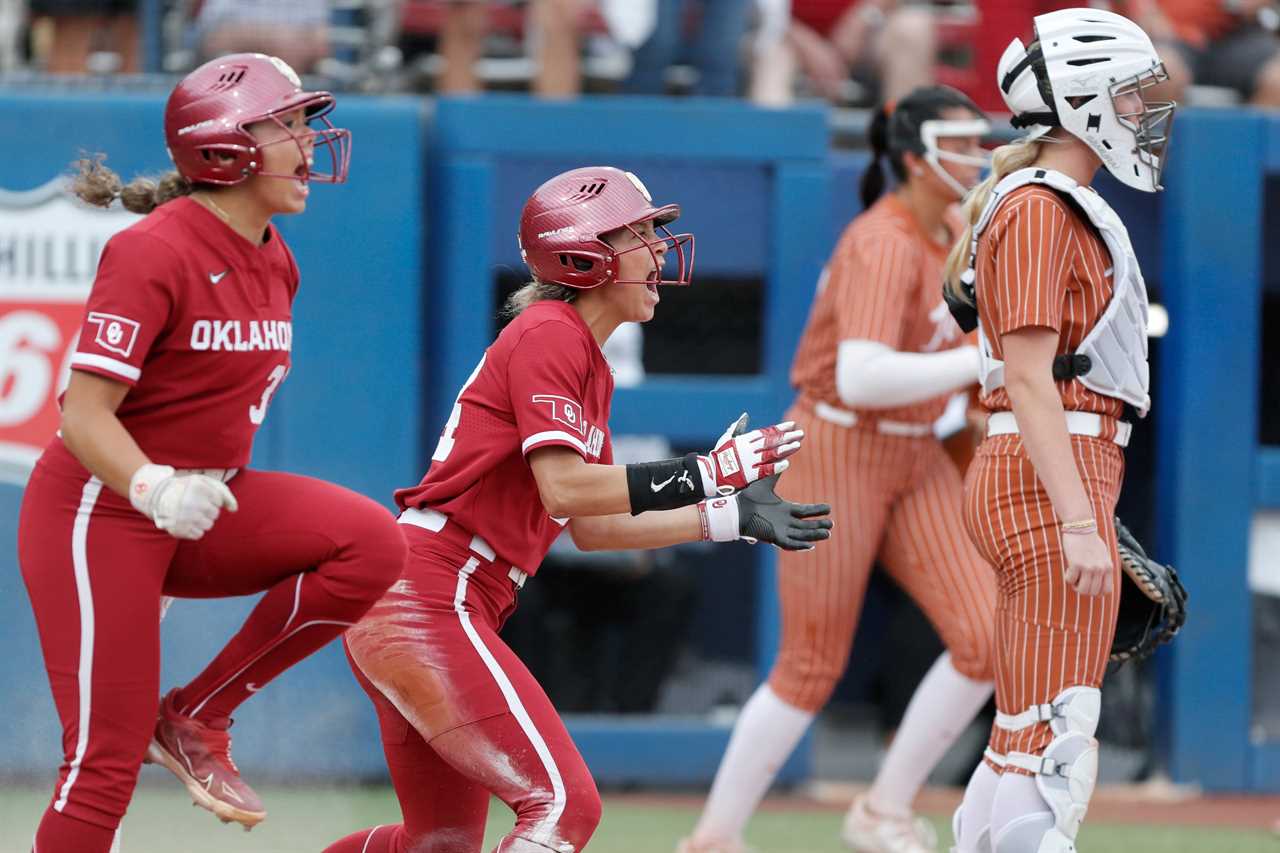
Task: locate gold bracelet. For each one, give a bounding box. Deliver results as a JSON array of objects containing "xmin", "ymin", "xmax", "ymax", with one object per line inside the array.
[{"xmin": 1060, "ymin": 518, "xmax": 1097, "ymax": 535}]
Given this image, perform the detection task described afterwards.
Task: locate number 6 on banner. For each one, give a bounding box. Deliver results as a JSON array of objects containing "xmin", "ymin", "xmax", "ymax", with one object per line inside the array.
[
  {"xmin": 0, "ymin": 311, "xmax": 61, "ymax": 428},
  {"xmin": 249, "ymin": 364, "xmax": 288, "ymax": 425}
]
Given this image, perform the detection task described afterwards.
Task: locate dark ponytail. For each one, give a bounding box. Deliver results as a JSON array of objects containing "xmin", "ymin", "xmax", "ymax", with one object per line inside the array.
[
  {"xmin": 859, "ymin": 85, "xmax": 986, "ymax": 207},
  {"xmin": 860, "ymin": 104, "xmax": 892, "ymax": 209}
]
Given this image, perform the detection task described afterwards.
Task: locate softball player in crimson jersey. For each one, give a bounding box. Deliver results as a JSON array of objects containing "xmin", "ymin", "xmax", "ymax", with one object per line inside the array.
[
  {"xmin": 684, "ymin": 87, "xmax": 996, "ymax": 853},
  {"xmin": 17, "ymin": 54, "xmax": 407, "ymax": 853},
  {"xmin": 941, "ymin": 10, "xmax": 1174, "ymax": 853},
  {"xmin": 323, "ymin": 166, "xmax": 832, "ymax": 853}
]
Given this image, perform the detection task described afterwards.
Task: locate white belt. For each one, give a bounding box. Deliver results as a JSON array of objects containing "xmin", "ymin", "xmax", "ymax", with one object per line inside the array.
[
  {"xmin": 986, "ymin": 411, "xmax": 1131, "ymax": 448},
  {"xmin": 176, "ymin": 468, "xmax": 238, "ymax": 483},
  {"xmin": 813, "ymin": 401, "xmax": 934, "ymax": 437},
  {"xmin": 398, "ymin": 506, "xmax": 528, "ymax": 588}
]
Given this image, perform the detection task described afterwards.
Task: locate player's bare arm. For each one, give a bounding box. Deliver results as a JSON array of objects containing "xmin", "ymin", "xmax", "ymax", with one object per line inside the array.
[
  {"xmin": 528, "ymin": 447, "xmax": 632, "ymax": 516},
  {"xmin": 1001, "ymin": 327, "xmax": 1113, "ymax": 596},
  {"xmin": 568, "ymin": 507, "xmax": 702, "ymax": 551},
  {"xmin": 59, "ymin": 370, "xmax": 145, "ymax": 498}
]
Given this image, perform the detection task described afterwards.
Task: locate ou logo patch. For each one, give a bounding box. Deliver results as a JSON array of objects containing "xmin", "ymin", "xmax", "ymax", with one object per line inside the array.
[
  {"xmin": 531, "ymin": 394, "xmax": 587, "ymax": 436},
  {"xmin": 86, "ymin": 312, "xmax": 140, "ymax": 358}
]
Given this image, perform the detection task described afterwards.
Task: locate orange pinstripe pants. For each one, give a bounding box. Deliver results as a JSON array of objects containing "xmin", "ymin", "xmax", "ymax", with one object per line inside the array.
[
  {"xmin": 767, "ymin": 403, "xmax": 997, "ymax": 713},
  {"xmin": 963, "ymin": 434, "xmax": 1125, "ymax": 769}
]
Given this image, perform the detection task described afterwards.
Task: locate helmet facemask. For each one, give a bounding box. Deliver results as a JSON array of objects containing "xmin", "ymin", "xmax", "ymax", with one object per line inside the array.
[
  {"xmin": 608, "ymin": 218, "xmax": 695, "ymax": 286},
  {"xmin": 244, "ymin": 97, "xmax": 352, "ymax": 184},
  {"xmin": 1110, "ymin": 64, "xmax": 1175, "ymax": 191}
]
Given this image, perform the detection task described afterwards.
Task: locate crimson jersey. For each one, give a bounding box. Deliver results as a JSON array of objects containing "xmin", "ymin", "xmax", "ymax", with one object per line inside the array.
[
  {"xmin": 395, "ymin": 301, "xmax": 614, "ymax": 574},
  {"xmin": 67, "ymin": 196, "xmax": 298, "ymax": 468}
]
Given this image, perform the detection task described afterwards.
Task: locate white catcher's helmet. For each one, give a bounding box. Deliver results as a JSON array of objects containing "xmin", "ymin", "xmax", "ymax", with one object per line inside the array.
[{"xmin": 998, "ymin": 7, "xmax": 1175, "ymax": 192}]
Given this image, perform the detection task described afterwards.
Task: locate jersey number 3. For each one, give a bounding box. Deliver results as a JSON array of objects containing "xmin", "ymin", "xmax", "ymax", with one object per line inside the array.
[
  {"xmin": 250, "ymin": 364, "xmax": 288, "ymax": 425},
  {"xmin": 431, "ymin": 355, "xmax": 486, "ymax": 463}
]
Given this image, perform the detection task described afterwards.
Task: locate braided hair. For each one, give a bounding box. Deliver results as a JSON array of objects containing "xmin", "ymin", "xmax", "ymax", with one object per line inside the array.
[{"xmin": 860, "ymin": 85, "xmax": 984, "ymax": 210}]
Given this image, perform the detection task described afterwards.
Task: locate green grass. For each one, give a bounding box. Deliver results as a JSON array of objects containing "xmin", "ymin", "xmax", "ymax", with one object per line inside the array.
[{"xmin": 1, "ymin": 784, "xmax": 1274, "ymax": 852}]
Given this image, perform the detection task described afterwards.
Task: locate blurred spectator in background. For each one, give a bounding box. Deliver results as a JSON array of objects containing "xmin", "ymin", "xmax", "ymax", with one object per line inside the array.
[
  {"xmin": 0, "ymin": 0, "xmax": 24, "ymax": 71},
  {"xmin": 622, "ymin": 0, "xmax": 753, "ymax": 96},
  {"xmin": 439, "ymin": 0, "xmax": 489, "ymax": 91},
  {"xmin": 1115, "ymin": 0, "xmax": 1280, "ymax": 107},
  {"xmin": 29, "ymin": 0, "xmax": 138, "ymax": 72},
  {"xmin": 754, "ymin": 0, "xmax": 936, "ymax": 106},
  {"xmin": 196, "ymin": 0, "xmax": 331, "ymax": 73},
  {"xmin": 438, "ymin": 0, "xmax": 583, "ymax": 97}
]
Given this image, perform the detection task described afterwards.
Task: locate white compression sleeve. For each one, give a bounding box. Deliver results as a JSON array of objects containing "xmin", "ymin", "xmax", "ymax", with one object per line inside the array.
[{"xmin": 836, "ymin": 339, "xmax": 980, "ymax": 409}]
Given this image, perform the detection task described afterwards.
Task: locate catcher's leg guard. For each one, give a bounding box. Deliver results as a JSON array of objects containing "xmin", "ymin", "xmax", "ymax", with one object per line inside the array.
[{"xmin": 991, "ymin": 687, "xmax": 1101, "ymax": 853}]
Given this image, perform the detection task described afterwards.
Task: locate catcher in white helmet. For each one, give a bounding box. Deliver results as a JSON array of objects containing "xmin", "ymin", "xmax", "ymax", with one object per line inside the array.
[{"xmin": 939, "ymin": 8, "xmax": 1173, "ymax": 853}]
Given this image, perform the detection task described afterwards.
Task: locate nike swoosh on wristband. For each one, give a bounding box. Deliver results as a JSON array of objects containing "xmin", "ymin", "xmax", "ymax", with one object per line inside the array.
[
  {"xmin": 650, "ymin": 474, "xmax": 676, "ymax": 492},
  {"xmin": 209, "ymin": 270, "xmax": 227, "ymax": 284}
]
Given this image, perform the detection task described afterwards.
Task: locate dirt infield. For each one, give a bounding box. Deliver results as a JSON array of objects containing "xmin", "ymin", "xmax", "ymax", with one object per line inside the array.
[{"xmin": 616, "ymin": 782, "xmax": 1280, "ymax": 832}]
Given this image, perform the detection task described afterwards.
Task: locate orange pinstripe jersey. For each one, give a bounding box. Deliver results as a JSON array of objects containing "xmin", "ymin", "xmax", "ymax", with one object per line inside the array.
[
  {"xmin": 974, "ymin": 185, "xmax": 1125, "ymax": 420},
  {"xmin": 790, "ymin": 193, "xmax": 968, "ymax": 424}
]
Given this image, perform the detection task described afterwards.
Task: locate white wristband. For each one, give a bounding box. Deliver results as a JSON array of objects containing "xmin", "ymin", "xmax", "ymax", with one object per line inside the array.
[
  {"xmin": 128, "ymin": 463, "xmax": 175, "ymax": 516},
  {"xmin": 699, "ymin": 496, "xmax": 740, "ymax": 543}
]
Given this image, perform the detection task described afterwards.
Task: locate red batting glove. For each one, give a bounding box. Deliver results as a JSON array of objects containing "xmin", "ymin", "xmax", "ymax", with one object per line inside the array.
[{"xmin": 695, "ymin": 413, "xmax": 805, "ymax": 496}]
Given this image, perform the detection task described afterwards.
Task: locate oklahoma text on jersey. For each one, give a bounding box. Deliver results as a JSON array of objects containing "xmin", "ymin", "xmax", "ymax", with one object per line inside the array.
[{"xmin": 190, "ymin": 319, "xmax": 293, "ymax": 352}]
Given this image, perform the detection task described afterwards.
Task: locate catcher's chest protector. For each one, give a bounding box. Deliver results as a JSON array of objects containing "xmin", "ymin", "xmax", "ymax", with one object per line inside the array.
[{"xmin": 968, "ymin": 167, "xmax": 1151, "ymax": 416}]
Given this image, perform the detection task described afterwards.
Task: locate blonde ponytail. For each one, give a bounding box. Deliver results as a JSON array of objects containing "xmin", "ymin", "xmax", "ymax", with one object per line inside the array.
[
  {"xmin": 71, "ymin": 154, "xmax": 193, "ymax": 215},
  {"xmin": 500, "ymin": 280, "xmax": 578, "ymax": 320},
  {"xmin": 942, "ymin": 138, "xmax": 1047, "ymax": 307}
]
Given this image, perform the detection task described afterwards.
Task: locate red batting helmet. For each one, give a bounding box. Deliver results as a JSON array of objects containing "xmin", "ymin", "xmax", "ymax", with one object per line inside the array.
[
  {"xmin": 164, "ymin": 53, "xmax": 351, "ymax": 186},
  {"xmin": 518, "ymin": 166, "xmax": 695, "ymax": 289}
]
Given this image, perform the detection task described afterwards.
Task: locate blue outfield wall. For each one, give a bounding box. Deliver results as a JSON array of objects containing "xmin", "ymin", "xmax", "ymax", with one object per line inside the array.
[{"xmin": 0, "ymin": 93, "xmax": 1275, "ymax": 791}]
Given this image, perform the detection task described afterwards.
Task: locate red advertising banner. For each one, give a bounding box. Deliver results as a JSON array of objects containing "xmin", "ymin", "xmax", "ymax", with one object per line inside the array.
[{"xmin": 0, "ymin": 180, "xmax": 139, "ymax": 484}]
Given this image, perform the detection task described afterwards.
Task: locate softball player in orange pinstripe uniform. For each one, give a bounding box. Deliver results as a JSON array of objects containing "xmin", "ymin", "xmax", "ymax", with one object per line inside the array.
[
  {"xmin": 683, "ymin": 87, "xmax": 998, "ymax": 853},
  {"xmin": 941, "ymin": 10, "xmax": 1174, "ymax": 853}
]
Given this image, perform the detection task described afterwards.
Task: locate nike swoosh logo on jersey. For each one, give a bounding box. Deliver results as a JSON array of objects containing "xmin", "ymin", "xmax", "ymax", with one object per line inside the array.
[
  {"xmin": 246, "ymin": 682, "xmax": 262, "ymax": 693},
  {"xmin": 650, "ymin": 474, "xmax": 676, "ymax": 492},
  {"xmin": 209, "ymin": 270, "xmax": 228, "ymax": 284}
]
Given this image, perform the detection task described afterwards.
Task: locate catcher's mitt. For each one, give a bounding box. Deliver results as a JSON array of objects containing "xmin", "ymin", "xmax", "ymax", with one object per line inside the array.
[{"xmin": 1111, "ymin": 517, "xmax": 1188, "ymax": 666}]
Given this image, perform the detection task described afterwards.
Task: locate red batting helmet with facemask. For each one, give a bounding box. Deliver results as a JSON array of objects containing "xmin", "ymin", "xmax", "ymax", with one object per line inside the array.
[
  {"xmin": 164, "ymin": 53, "xmax": 351, "ymax": 186},
  {"xmin": 518, "ymin": 166, "xmax": 695, "ymax": 289}
]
